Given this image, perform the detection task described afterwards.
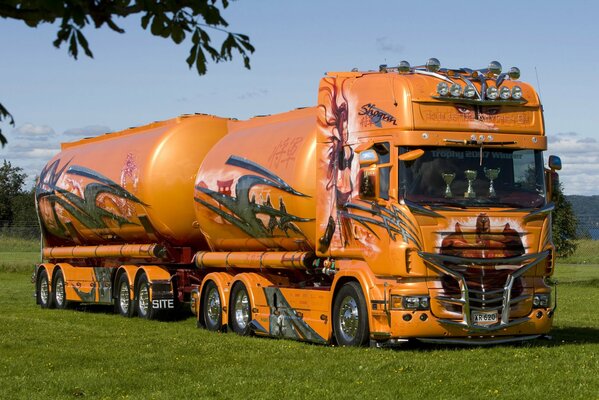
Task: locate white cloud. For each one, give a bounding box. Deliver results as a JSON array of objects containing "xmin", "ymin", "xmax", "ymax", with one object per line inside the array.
[
  {"xmin": 14, "ymin": 123, "xmax": 55, "ymax": 137},
  {"xmin": 547, "ymin": 132, "xmax": 599, "ymax": 195}
]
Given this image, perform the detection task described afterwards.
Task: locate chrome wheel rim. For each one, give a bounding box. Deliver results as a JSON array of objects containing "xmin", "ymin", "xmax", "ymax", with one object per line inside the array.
[
  {"xmin": 234, "ymin": 290, "xmax": 249, "ymax": 330},
  {"xmin": 138, "ymin": 284, "xmax": 150, "ymax": 316},
  {"xmin": 339, "ymin": 296, "xmax": 359, "ymax": 342},
  {"xmin": 206, "ymin": 287, "xmax": 221, "ymax": 325},
  {"xmin": 119, "ymin": 281, "xmax": 130, "ymax": 314},
  {"xmin": 55, "ymin": 276, "xmax": 65, "ymax": 306},
  {"xmin": 40, "ymin": 275, "xmax": 49, "ymax": 305}
]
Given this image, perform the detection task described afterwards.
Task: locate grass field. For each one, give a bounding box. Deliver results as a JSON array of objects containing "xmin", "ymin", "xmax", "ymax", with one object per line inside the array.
[{"xmin": 1, "ymin": 238, "xmax": 599, "ymax": 399}]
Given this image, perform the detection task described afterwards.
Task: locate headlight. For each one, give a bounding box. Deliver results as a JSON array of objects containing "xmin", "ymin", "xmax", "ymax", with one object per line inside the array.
[
  {"xmin": 390, "ymin": 295, "xmax": 430, "ymax": 310},
  {"xmin": 463, "ymin": 85, "xmax": 476, "ymax": 98},
  {"xmin": 437, "ymin": 81, "xmax": 449, "ymax": 96},
  {"xmin": 511, "ymin": 86, "xmax": 523, "ymax": 100},
  {"xmin": 499, "ymin": 86, "xmax": 511, "ymax": 100},
  {"xmin": 449, "ymin": 83, "xmax": 462, "ymax": 97},
  {"xmin": 533, "ymin": 294, "xmax": 551, "ymax": 308},
  {"xmin": 486, "ymin": 86, "xmax": 498, "ymax": 100}
]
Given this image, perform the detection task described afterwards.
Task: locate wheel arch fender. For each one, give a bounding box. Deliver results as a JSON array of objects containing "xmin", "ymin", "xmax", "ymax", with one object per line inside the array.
[
  {"xmin": 229, "ymin": 273, "xmax": 274, "ymax": 314},
  {"xmin": 199, "ymin": 271, "xmax": 234, "ymax": 327}
]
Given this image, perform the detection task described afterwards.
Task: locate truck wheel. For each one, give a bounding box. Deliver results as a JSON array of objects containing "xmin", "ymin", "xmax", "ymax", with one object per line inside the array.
[
  {"xmin": 333, "ymin": 282, "xmax": 369, "ymax": 347},
  {"xmin": 116, "ymin": 274, "xmax": 135, "ymax": 317},
  {"xmin": 37, "ymin": 269, "xmax": 53, "ymax": 309},
  {"xmin": 53, "ymin": 269, "xmax": 71, "ymax": 309},
  {"xmin": 229, "ymin": 283, "xmax": 252, "ymax": 336},
  {"xmin": 136, "ymin": 274, "xmax": 157, "ymax": 320},
  {"xmin": 202, "ymin": 281, "xmax": 222, "ymax": 331}
]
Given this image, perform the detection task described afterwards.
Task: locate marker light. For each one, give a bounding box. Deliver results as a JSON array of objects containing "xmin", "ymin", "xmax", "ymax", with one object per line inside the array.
[
  {"xmin": 488, "ymin": 61, "xmax": 502, "ymax": 75},
  {"xmin": 449, "ymin": 83, "xmax": 462, "ymax": 97},
  {"xmin": 463, "ymin": 85, "xmax": 476, "ymax": 98},
  {"xmin": 508, "ymin": 67, "xmax": 521, "ymax": 80},
  {"xmin": 437, "ymin": 82, "xmax": 449, "ymax": 96},
  {"xmin": 426, "ymin": 58, "xmax": 441, "ymax": 72},
  {"xmin": 511, "ymin": 86, "xmax": 523, "ymax": 100},
  {"xmin": 499, "ymin": 86, "xmax": 511, "ymax": 100},
  {"xmin": 398, "ymin": 60, "xmax": 411, "ymax": 73},
  {"xmin": 486, "ymin": 86, "xmax": 499, "ymax": 100}
]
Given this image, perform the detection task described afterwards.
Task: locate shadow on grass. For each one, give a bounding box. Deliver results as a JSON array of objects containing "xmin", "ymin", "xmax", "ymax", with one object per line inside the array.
[{"xmin": 72, "ymin": 303, "xmax": 194, "ymax": 322}]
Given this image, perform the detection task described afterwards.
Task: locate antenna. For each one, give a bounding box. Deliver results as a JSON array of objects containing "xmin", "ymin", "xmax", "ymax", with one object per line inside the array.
[{"xmin": 534, "ymin": 66, "xmax": 543, "ymax": 101}]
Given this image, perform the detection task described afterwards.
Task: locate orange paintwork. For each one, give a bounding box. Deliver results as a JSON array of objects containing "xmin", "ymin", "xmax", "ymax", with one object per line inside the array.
[{"xmin": 35, "ymin": 63, "xmax": 556, "ymax": 345}]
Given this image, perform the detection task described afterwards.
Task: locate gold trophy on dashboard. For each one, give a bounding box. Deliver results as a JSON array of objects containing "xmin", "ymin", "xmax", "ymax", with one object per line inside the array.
[
  {"xmin": 442, "ymin": 172, "xmax": 455, "ymax": 198},
  {"xmin": 464, "ymin": 170, "xmax": 477, "ymax": 198}
]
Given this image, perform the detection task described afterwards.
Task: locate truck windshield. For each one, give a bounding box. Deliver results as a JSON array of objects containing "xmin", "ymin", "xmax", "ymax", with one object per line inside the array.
[{"xmin": 399, "ymin": 146, "xmax": 545, "ymax": 208}]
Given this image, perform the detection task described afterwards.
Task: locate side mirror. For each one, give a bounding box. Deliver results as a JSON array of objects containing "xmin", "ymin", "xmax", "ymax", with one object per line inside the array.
[
  {"xmin": 548, "ymin": 155, "xmax": 561, "ymax": 171},
  {"xmin": 358, "ymin": 166, "xmax": 379, "ymax": 200}
]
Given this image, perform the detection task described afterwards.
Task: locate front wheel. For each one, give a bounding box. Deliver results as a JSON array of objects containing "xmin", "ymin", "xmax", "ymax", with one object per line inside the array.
[
  {"xmin": 116, "ymin": 274, "xmax": 135, "ymax": 317},
  {"xmin": 333, "ymin": 282, "xmax": 369, "ymax": 347},
  {"xmin": 202, "ymin": 281, "xmax": 222, "ymax": 331},
  {"xmin": 229, "ymin": 283, "xmax": 252, "ymax": 336}
]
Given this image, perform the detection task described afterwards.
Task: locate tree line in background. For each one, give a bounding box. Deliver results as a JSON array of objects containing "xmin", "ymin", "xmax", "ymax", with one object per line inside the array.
[{"xmin": 0, "ymin": 160, "xmax": 582, "ymax": 257}]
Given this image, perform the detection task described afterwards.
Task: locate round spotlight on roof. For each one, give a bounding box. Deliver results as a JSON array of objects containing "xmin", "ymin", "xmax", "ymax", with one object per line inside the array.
[
  {"xmin": 512, "ymin": 86, "xmax": 523, "ymax": 100},
  {"xmin": 426, "ymin": 58, "xmax": 441, "ymax": 72},
  {"xmin": 437, "ymin": 82, "xmax": 449, "ymax": 96},
  {"xmin": 508, "ymin": 67, "xmax": 521, "ymax": 80},
  {"xmin": 398, "ymin": 60, "xmax": 411, "ymax": 73},
  {"xmin": 379, "ymin": 64, "xmax": 388, "ymax": 72},
  {"xmin": 463, "ymin": 85, "xmax": 476, "ymax": 98},
  {"xmin": 486, "ymin": 86, "xmax": 499, "ymax": 100},
  {"xmin": 499, "ymin": 86, "xmax": 511, "ymax": 100},
  {"xmin": 488, "ymin": 61, "xmax": 502, "ymax": 75},
  {"xmin": 449, "ymin": 83, "xmax": 462, "ymax": 97}
]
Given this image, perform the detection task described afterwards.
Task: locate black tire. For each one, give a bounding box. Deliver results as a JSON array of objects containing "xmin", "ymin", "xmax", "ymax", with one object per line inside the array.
[
  {"xmin": 116, "ymin": 273, "xmax": 135, "ymax": 317},
  {"xmin": 53, "ymin": 269, "xmax": 71, "ymax": 309},
  {"xmin": 229, "ymin": 283, "xmax": 252, "ymax": 336},
  {"xmin": 202, "ymin": 280, "xmax": 222, "ymax": 331},
  {"xmin": 333, "ymin": 281, "xmax": 370, "ymax": 347},
  {"xmin": 37, "ymin": 269, "xmax": 53, "ymax": 309},
  {"xmin": 136, "ymin": 274, "xmax": 157, "ymax": 320}
]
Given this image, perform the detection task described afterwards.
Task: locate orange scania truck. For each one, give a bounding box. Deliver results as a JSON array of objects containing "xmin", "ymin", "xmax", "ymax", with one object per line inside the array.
[{"xmin": 34, "ymin": 59, "xmax": 562, "ymax": 346}]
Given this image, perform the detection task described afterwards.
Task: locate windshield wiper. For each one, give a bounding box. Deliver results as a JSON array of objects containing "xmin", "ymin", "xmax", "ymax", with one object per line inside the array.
[{"xmin": 421, "ymin": 201, "xmax": 467, "ymax": 209}]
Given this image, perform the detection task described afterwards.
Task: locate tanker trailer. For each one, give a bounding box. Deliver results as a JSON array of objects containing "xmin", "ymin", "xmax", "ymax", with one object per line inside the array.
[{"xmin": 35, "ymin": 59, "xmax": 561, "ymax": 347}]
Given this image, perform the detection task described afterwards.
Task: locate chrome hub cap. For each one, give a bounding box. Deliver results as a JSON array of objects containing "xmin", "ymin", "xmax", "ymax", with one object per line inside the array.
[
  {"xmin": 55, "ymin": 277, "xmax": 65, "ymax": 306},
  {"xmin": 206, "ymin": 287, "xmax": 221, "ymax": 325},
  {"xmin": 234, "ymin": 291, "xmax": 249, "ymax": 330},
  {"xmin": 119, "ymin": 282, "xmax": 130, "ymax": 313},
  {"xmin": 339, "ymin": 296, "xmax": 359, "ymax": 341},
  {"xmin": 40, "ymin": 276, "xmax": 49, "ymax": 304},
  {"xmin": 138, "ymin": 284, "xmax": 150, "ymax": 316}
]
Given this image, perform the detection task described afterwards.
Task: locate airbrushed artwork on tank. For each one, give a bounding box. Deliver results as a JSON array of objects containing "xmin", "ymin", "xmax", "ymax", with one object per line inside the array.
[
  {"xmin": 72, "ymin": 267, "xmax": 112, "ymax": 303},
  {"xmin": 195, "ymin": 155, "xmax": 313, "ymax": 239},
  {"xmin": 257, "ymin": 287, "xmax": 326, "ymax": 344},
  {"xmin": 341, "ymin": 202, "xmax": 423, "ymax": 250},
  {"xmin": 36, "ymin": 158, "xmax": 147, "ymax": 240},
  {"xmin": 438, "ymin": 213, "xmax": 525, "ymax": 258}
]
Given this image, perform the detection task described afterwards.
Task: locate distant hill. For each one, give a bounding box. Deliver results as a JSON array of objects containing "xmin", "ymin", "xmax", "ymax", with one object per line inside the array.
[{"xmin": 567, "ymin": 195, "xmax": 599, "ymax": 239}]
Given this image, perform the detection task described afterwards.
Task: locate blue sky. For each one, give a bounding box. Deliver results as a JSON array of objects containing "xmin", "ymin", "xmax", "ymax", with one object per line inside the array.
[{"xmin": 1, "ymin": 0, "xmax": 598, "ymax": 194}]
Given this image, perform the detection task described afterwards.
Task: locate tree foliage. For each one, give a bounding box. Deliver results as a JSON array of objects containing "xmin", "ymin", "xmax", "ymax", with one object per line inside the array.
[
  {"xmin": 0, "ymin": 0, "xmax": 254, "ymax": 146},
  {"xmin": 552, "ymin": 181, "xmax": 578, "ymax": 257},
  {"xmin": 0, "ymin": 160, "xmax": 27, "ymax": 226}
]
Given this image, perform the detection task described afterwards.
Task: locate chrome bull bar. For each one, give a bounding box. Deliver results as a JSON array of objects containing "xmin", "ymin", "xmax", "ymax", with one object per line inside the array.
[{"xmin": 418, "ymin": 250, "xmax": 551, "ymax": 332}]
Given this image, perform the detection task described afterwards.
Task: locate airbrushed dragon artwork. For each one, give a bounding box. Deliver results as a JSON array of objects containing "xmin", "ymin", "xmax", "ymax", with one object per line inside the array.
[{"xmin": 33, "ymin": 59, "xmax": 561, "ymax": 346}]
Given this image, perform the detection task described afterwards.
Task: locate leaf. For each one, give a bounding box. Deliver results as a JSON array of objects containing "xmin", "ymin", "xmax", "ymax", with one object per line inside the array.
[
  {"xmin": 69, "ymin": 32, "xmax": 79, "ymax": 59},
  {"xmin": 75, "ymin": 29, "xmax": 94, "ymax": 58}
]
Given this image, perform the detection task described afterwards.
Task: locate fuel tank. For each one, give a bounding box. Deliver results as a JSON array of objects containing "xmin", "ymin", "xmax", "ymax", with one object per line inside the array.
[
  {"xmin": 36, "ymin": 114, "xmax": 229, "ymax": 247},
  {"xmin": 193, "ymin": 107, "xmax": 318, "ymax": 251}
]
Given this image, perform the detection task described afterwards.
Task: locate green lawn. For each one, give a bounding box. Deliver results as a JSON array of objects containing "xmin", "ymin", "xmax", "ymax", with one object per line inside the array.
[{"xmin": 1, "ymin": 240, "xmax": 599, "ymax": 399}]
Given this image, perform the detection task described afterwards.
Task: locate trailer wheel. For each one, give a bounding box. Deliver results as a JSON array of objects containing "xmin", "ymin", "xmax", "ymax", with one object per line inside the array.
[
  {"xmin": 116, "ymin": 274, "xmax": 135, "ymax": 317},
  {"xmin": 333, "ymin": 282, "xmax": 369, "ymax": 347},
  {"xmin": 136, "ymin": 274, "xmax": 157, "ymax": 320},
  {"xmin": 53, "ymin": 269, "xmax": 71, "ymax": 309},
  {"xmin": 229, "ymin": 283, "xmax": 252, "ymax": 336},
  {"xmin": 37, "ymin": 269, "xmax": 53, "ymax": 309},
  {"xmin": 202, "ymin": 281, "xmax": 222, "ymax": 331}
]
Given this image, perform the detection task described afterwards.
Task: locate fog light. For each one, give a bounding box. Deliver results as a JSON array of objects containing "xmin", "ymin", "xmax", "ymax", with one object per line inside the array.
[
  {"xmin": 403, "ymin": 314, "xmax": 412, "ymax": 322},
  {"xmin": 437, "ymin": 82, "xmax": 449, "ymax": 96},
  {"xmin": 420, "ymin": 313, "xmax": 428, "ymax": 321},
  {"xmin": 449, "ymin": 83, "xmax": 462, "ymax": 97},
  {"xmin": 511, "ymin": 86, "xmax": 522, "ymax": 100},
  {"xmin": 499, "ymin": 86, "xmax": 511, "ymax": 100},
  {"xmin": 486, "ymin": 86, "xmax": 498, "ymax": 100},
  {"xmin": 463, "ymin": 85, "xmax": 476, "ymax": 98}
]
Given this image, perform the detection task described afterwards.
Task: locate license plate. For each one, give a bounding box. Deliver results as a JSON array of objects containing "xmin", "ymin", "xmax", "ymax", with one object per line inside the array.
[{"xmin": 472, "ymin": 310, "xmax": 498, "ymax": 326}]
